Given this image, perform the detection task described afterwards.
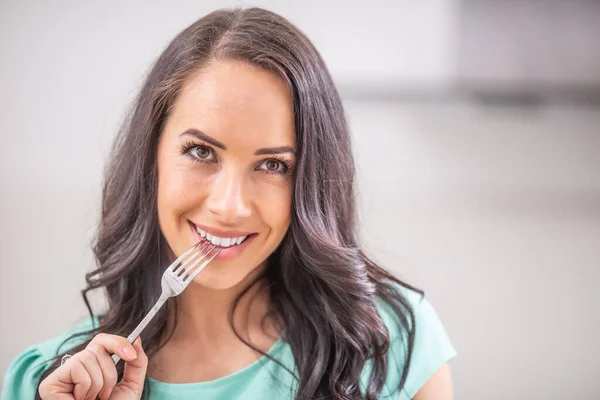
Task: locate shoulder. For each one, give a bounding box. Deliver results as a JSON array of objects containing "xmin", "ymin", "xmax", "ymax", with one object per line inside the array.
[
  {"xmin": 1, "ymin": 315, "xmax": 99, "ymax": 399},
  {"xmin": 374, "ymin": 282, "xmax": 457, "ymax": 399}
]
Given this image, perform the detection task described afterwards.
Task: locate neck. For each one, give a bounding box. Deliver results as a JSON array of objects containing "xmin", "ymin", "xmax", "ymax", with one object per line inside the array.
[
  {"xmin": 165, "ymin": 264, "xmax": 277, "ymax": 347},
  {"xmin": 147, "ymin": 265, "xmax": 281, "ymax": 383}
]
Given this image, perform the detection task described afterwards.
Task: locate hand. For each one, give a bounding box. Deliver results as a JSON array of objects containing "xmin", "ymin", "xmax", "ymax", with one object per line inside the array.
[{"xmin": 39, "ymin": 333, "xmax": 148, "ymax": 400}]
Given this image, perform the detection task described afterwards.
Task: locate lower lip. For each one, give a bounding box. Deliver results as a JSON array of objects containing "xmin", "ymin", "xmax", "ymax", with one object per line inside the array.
[{"xmin": 189, "ymin": 222, "xmax": 256, "ymax": 261}]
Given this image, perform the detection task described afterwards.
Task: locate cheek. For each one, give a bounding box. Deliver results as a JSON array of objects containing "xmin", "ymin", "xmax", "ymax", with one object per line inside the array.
[
  {"xmin": 157, "ymin": 161, "xmax": 211, "ymax": 224},
  {"xmin": 256, "ymin": 181, "xmax": 293, "ymax": 233}
]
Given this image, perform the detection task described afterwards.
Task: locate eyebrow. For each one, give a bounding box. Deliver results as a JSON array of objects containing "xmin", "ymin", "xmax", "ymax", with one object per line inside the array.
[
  {"xmin": 180, "ymin": 128, "xmax": 226, "ymax": 150},
  {"xmin": 179, "ymin": 128, "xmax": 296, "ymax": 156}
]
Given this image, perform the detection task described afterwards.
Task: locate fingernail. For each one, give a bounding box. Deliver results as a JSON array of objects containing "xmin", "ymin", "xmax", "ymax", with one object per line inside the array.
[{"xmin": 123, "ymin": 345, "xmax": 137, "ymax": 359}]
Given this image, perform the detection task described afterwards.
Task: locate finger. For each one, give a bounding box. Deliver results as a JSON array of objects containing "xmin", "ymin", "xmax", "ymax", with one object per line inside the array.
[
  {"xmin": 118, "ymin": 336, "xmax": 148, "ymax": 396},
  {"xmin": 77, "ymin": 350, "xmax": 104, "ymax": 400},
  {"xmin": 54, "ymin": 357, "xmax": 91, "ymax": 400},
  {"xmin": 38, "ymin": 369, "xmax": 74, "ymax": 398},
  {"xmin": 87, "ymin": 345, "xmax": 118, "ymax": 400},
  {"xmin": 87, "ymin": 333, "xmax": 138, "ymax": 362}
]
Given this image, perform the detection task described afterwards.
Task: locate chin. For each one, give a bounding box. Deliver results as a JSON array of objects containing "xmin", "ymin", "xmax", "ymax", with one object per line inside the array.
[{"xmin": 191, "ymin": 263, "xmax": 260, "ymax": 291}]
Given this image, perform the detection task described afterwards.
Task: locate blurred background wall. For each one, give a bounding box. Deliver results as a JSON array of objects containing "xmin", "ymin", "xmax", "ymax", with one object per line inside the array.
[{"xmin": 1, "ymin": 1, "xmax": 599, "ymax": 399}]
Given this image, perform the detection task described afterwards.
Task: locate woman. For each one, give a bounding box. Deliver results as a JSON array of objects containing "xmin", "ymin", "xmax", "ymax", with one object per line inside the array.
[{"xmin": 2, "ymin": 7, "xmax": 456, "ymax": 400}]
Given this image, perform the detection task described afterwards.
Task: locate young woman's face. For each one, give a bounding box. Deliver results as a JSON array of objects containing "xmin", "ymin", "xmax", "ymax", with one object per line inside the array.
[{"xmin": 156, "ymin": 60, "xmax": 296, "ymax": 290}]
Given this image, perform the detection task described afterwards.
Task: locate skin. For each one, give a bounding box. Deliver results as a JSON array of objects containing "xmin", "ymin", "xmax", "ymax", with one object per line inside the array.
[
  {"xmin": 39, "ymin": 59, "xmax": 454, "ymax": 399},
  {"xmin": 413, "ymin": 363, "xmax": 454, "ymax": 399},
  {"xmin": 149, "ymin": 59, "xmax": 296, "ymax": 382},
  {"xmin": 39, "ymin": 59, "xmax": 295, "ymax": 399},
  {"xmin": 38, "ymin": 335, "xmax": 147, "ymax": 399},
  {"xmin": 155, "ymin": 59, "xmax": 296, "ymax": 292}
]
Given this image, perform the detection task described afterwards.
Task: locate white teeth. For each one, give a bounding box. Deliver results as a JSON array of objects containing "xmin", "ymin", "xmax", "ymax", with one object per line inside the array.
[{"xmin": 195, "ymin": 225, "xmax": 249, "ymax": 248}]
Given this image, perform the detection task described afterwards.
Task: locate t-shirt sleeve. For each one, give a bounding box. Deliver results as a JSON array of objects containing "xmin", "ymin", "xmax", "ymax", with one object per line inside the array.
[
  {"xmin": 1, "ymin": 345, "xmax": 53, "ymax": 400},
  {"xmin": 2, "ymin": 315, "xmax": 98, "ymax": 400},
  {"xmin": 401, "ymin": 295, "xmax": 457, "ymax": 398}
]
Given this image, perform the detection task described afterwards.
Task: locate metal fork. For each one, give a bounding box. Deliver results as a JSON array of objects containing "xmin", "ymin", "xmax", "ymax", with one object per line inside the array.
[{"xmin": 111, "ymin": 241, "xmax": 221, "ymax": 365}]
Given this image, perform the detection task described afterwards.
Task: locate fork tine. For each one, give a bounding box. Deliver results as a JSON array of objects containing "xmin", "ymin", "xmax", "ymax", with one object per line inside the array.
[
  {"xmin": 177, "ymin": 241, "xmax": 214, "ymax": 278},
  {"xmin": 184, "ymin": 246, "xmax": 221, "ymax": 282},
  {"xmin": 172, "ymin": 241, "xmax": 211, "ymax": 275},
  {"xmin": 179, "ymin": 244, "xmax": 218, "ymax": 280},
  {"xmin": 169, "ymin": 241, "xmax": 202, "ymax": 273}
]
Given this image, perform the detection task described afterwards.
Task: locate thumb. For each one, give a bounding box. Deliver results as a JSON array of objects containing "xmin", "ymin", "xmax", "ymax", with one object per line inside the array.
[{"xmin": 117, "ymin": 336, "xmax": 148, "ymax": 396}]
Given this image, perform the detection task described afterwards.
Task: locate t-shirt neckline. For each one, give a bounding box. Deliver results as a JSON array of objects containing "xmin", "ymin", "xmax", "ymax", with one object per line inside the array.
[{"xmin": 146, "ymin": 336, "xmax": 287, "ymax": 391}]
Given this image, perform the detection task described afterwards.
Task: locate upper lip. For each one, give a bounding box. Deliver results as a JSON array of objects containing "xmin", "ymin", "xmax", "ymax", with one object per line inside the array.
[{"xmin": 190, "ymin": 221, "xmax": 255, "ymax": 238}]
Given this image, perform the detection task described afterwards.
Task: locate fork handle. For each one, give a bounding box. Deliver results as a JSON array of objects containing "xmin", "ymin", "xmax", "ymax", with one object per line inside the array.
[{"xmin": 111, "ymin": 294, "xmax": 168, "ymax": 365}]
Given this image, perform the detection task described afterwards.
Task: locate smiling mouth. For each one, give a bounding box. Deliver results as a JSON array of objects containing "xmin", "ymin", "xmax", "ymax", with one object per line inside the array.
[{"xmin": 192, "ymin": 223, "xmax": 254, "ymax": 248}]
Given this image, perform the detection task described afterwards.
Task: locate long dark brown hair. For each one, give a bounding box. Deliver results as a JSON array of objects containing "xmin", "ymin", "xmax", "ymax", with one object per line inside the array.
[{"xmin": 36, "ymin": 7, "xmax": 421, "ymax": 400}]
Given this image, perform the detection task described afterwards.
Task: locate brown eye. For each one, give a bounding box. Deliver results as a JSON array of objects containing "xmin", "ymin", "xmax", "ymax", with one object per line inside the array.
[
  {"xmin": 266, "ymin": 160, "xmax": 280, "ymax": 170},
  {"xmin": 193, "ymin": 146, "xmax": 212, "ymax": 159},
  {"xmin": 257, "ymin": 158, "xmax": 290, "ymax": 175}
]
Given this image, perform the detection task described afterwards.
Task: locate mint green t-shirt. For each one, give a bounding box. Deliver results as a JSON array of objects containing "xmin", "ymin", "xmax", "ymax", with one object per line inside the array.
[{"xmin": 2, "ymin": 287, "xmax": 457, "ymax": 399}]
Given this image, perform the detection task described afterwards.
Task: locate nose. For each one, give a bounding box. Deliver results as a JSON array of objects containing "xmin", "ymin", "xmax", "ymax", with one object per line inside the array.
[{"xmin": 205, "ymin": 166, "xmax": 252, "ymax": 223}]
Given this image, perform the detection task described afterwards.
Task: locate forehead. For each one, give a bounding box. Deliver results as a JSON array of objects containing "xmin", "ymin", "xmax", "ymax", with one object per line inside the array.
[{"xmin": 165, "ymin": 60, "xmax": 296, "ymax": 147}]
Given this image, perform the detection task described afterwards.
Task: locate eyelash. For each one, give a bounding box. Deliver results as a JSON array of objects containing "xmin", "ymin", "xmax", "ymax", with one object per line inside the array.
[{"xmin": 178, "ymin": 140, "xmax": 293, "ymax": 176}]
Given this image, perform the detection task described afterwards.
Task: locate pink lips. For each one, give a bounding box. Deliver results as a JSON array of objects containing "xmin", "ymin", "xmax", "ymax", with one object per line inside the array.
[{"xmin": 188, "ymin": 221, "xmax": 256, "ymax": 261}]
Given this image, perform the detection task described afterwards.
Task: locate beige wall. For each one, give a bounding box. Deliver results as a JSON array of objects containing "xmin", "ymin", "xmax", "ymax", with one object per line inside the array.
[{"xmin": 1, "ymin": 1, "xmax": 599, "ymax": 399}]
